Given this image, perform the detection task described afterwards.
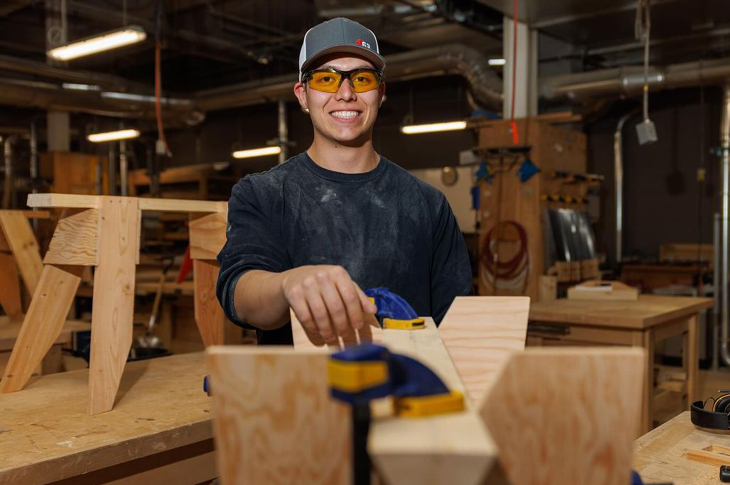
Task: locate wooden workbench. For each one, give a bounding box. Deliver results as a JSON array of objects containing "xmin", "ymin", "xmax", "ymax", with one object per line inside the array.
[
  {"xmin": 634, "ymin": 411, "xmax": 729, "ymax": 484},
  {"xmin": 529, "ymin": 295, "xmax": 714, "ymax": 433},
  {"xmin": 0, "ymin": 352, "xmax": 215, "ymax": 485}
]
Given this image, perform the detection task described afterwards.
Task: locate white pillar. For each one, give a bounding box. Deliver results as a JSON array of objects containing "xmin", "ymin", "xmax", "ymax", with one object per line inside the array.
[{"xmin": 503, "ymin": 17, "xmax": 538, "ymax": 118}]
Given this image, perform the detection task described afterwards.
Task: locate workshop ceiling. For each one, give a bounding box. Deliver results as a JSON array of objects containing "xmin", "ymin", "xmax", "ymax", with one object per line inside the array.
[{"xmin": 0, "ymin": 0, "xmax": 728, "ymax": 104}]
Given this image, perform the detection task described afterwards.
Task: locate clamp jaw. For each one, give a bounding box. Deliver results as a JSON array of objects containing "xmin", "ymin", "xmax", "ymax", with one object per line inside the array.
[
  {"xmin": 328, "ymin": 343, "xmax": 464, "ymax": 418},
  {"xmin": 365, "ymin": 287, "xmax": 425, "ymax": 330}
]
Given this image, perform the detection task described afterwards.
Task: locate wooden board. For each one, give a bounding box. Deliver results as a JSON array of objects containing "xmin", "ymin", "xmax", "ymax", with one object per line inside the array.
[
  {"xmin": 529, "ymin": 295, "xmax": 714, "ymax": 329},
  {"xmin": 27, "ymin": 193, "xmax": 225, "ymax": 214},
  {"xmin": 44, "ymin": 208, "xmax": 100, "ymax": 266},
  {"xmin": 0, "ymin": 264, "xmax": 83, "ymax": 392},
  {"xmin": 193, "ymin": 259, "xmax": 226, "ymax": 346},
  {"xmin": 478, "ymin": 348, "xmax": 644, "ymax": 485},
  {"xmin": 206, "ymin": 347, "xmax": 351, "ymax": 485},
  {"xmin": 291, "ymin": 308, "xmax": 380, "ymax": 350},
  {"xmin": 0, "ymin": 352, "xmax": 214, "ymax": 485},
  {"xmin": 0, "ymin": 253, "xmax": 22, "ymax": 322},
  {"xmin": 438, "ymin": 296, "xmax": 529, "ymax": 405},
  {"xmin": 567, "ymin": 280, "xmax": 639, "ymax": 302},
  {"xmin": 369, "ymin": 319, "xmax": 497, "ymax": 485},
  {"xmin": 88, "ymin": 197, "xmax": 139, "ymax": 415},
  {"xmin": 189, "ymin": 210, "xmax": 228, "ymax": 260},
  {"xmin": 0, "ymin": 211, "xmax": 43, "ymax": 294}
]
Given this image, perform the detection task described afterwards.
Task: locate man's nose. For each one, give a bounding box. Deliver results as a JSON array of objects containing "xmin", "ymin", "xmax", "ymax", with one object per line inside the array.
[{"xmin": 334, "ymin": 77, "xmax": 357, "ymax": 101}]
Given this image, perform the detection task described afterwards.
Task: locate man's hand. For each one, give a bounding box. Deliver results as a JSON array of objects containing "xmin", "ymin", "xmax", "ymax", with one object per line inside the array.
[{"xmin": 281, "ymin": 265, "xmax": 377, "ymax": 345}]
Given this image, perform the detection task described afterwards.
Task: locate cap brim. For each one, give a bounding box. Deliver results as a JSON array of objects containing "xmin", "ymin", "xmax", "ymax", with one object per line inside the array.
[{"xmin": 301, "ymin": 45, "xmax": 386, "ymax": 74}]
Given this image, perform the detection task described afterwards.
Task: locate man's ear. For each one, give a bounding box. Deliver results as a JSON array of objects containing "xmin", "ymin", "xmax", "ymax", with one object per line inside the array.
[
  {"xmin": 293, "ymin": 82, "xmax": 309, "ymax": 112},
  {"xmin": 378, "ymin": 82, "xmax": 386, "ymax": 108}
]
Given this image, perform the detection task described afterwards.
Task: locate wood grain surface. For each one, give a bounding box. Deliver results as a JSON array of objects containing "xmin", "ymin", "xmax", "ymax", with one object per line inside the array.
[
  {"xmin": 0, "ymin": 264, "xmax": 83, "ymax": 392},
  {"xmin": 0, "ymin": 253, "xmax": 22, "ymax": 322},
  {"xmin": 0, "ymin": 211, "xmax": 43, "ymax": 294},
  {"xmin": 206, "ymin": 347, "xmax": 351, "ymax": 485},
  {"xmin": 439, "ymin": 296, "xmax": 529, "ymax": 405},
  {"xmin": 529, "ymin": 295, "xmax": 714, "ymax": 329},
  {"xmin": 88, "ymin": 197, "xmax": 139, "ymax": 414},
  {"xmin": 193, "ymin": 259, "xmax": 227, "ymax": 346},
  {"xmin": 478, "ymin": 348, "xmax": 644, "ymax": 485},
  {"xmin": 0, "ymin": 353, "xmax": 213, "ymax": 485},
  {"xmin": 189, "ymin": 210, "xmax": 227, "ymax": 260},
  {"xmin": 44, "ymin": 208, "xmax": 100, "ymax": 266},
  {"xmin": 370, "ymin": 319, "xmax": 497, "ymax": 485}
]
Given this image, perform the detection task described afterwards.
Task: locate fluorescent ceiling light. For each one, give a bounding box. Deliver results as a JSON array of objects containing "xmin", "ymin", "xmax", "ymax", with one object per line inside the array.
[
  {"xmin": 61, "ymin": 83, "xmax": 101, "ymax": 91},
  {"xmin": 232, "ymin": 146, "xmax": 281, "ymax": 159},
  {"xmin": 401, "ymin": 121, "xmax": 467, "ymax": 135},
  {"xmin": 48, "ymin": 26, "xmax": 147, "ymax": 61},
  {"xmin": 87, "ymin": 129, "xmax": 140, "ymax": 143},
  {"xmin": 488, "ymin": 58, "xmax": 506, "ymax": 66}
]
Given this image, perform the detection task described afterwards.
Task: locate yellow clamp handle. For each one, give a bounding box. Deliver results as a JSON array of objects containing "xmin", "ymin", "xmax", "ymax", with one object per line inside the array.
[
  {"xmin": 383, "ymin": 318, "xmax": 425, "ymax": 330},
  {"xmin": 327, "ymin": 359, "xmax": 388, "ymax": 393},
  {"xmin": 395, "ymin": 390, "xmax": 465, "ymax": 418}
]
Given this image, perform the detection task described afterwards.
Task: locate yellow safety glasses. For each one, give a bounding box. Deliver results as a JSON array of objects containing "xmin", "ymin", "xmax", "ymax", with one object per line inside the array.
[{"xmin": 303, "ymin": 68, "xmax": 383, "ymax": 94}]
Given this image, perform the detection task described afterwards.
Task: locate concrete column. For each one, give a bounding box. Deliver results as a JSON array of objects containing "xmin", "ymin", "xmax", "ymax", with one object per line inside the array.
[
  {"xmin": 503, "ymin": 17, "xmax": 538, "ymax": 118},
  {"xmin": 47, "ymin": 111, "xmax": 70, "ymax": 151},
  {"xmin": 45, "ymin": 0, "xmax": 70, "ymax": 152}
]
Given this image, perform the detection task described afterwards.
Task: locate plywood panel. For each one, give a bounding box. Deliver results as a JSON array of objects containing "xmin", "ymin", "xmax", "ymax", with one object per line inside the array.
[
  {"xmin": 478, "ymin": 348, "xmax": 644, "ymax": 485},
  {"xmin": 206, "ymin": 347, "xmax": 351, "ymax": 485},
  {"xmin": 439, "ymin": 296, "xmax": 529, "ymax": 405},
  {"xmin": 44, "ymin": 208, "xmax": 100, "ymax": 266},
  {"xmin": 88, "ymin": 197, "xmax": 139, "ymax": 414}
]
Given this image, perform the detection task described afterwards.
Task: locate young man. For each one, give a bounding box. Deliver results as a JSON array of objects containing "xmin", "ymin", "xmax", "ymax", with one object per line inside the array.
[{"xmin": 216, "ymin": 17, "xmax": 471, "ymax": 345}]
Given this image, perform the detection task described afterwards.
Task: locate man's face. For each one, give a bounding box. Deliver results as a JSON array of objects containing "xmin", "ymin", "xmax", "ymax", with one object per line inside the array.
[{"xmin": 294, "ymin": 54, "xmax": 385, "ymax": 147}]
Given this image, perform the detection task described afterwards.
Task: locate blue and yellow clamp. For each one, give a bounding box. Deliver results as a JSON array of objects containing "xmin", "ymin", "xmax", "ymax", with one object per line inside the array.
[
  {"xmin": 328, "ymin": 343, "xmax": 464, "ymax": 418},
  {"xmin": 365, "ymin": 287, "xmax": 425, "ymax": 330}
]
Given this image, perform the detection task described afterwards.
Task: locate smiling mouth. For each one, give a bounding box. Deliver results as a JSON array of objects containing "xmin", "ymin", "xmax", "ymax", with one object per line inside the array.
[{"xmin": 329, "ymin": 110, "xmax": 362, "ymax": 120}]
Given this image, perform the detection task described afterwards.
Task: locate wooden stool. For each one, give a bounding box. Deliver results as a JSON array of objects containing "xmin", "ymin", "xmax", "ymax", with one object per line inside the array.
[{"xmin": 1, "ymin": 194, "xmax": 229, "ymax": 414}]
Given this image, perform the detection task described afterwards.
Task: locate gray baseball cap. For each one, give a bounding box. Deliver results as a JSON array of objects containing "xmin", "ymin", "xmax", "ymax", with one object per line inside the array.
[{"xmin": 299, "ymin": 18, "xmax": 386, "ymax": 80}]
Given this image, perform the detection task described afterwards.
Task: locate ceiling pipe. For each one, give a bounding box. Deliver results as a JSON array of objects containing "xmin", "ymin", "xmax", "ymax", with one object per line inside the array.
[
  {"xmin": 541, "ymin": 57, "xmax": 730, "ymax": 101},
  {"xmin": 196, "ymin": 44, "xmax": 504, "ymax": 112}
]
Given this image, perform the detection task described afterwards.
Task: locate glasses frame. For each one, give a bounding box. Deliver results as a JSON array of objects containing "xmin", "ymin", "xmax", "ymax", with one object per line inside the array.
[{"xmin": 301, "ymin": 67, "xmax": 384, "ymax": 93}]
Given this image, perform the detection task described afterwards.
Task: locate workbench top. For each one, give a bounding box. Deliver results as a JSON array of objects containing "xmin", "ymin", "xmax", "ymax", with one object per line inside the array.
[
  {"xmin": 634, "ymin": 411, "xmax": 730, "ymax": 484},
  {"xmin": 0, "ymin": 352, "xmax": 212, "ymax": 485},
  {"xmin": 530, "ymin": 294, "xmax": 714, "ymax": 329}
]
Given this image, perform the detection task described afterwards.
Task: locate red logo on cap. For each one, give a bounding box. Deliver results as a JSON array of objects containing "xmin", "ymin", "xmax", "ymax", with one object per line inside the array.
[
  {"xmin": 356, "ymin": 39, "xmax": 363, "ymax": 45},
  {"xmin": 356, "ymin": 39, "xmax": 371, "ymax": 49}
]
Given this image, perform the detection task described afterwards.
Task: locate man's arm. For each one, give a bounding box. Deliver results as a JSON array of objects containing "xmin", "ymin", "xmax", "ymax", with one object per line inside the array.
[{"xmin": 234, "ymin": 266, "xmax": 376, "ymax": 345}]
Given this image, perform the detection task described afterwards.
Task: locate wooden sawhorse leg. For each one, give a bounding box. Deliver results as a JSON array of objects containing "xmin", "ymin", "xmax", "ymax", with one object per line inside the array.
[
  {"xmin": 189, "ymin": 209, "xmax": 234, "ymax": 347},
  {"xmin": 0, "ymin": 264, "xmax": 83, "ymax": 392},
  {"xmin": 88, "ymin": 198, "xmax": 139, "ymax": 414},
  {"xmin": 0, "ymin": 253, "xmax": 23, "ymax": 322},
  {"xmin": 683, "ymin": 314, "xmax": 699, "ymax": 408}
]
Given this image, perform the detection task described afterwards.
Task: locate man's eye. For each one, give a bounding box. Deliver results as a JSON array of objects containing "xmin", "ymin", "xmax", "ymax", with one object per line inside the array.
[{"xmin": 321, "ymin": 76, "xmax": 332, "ymax": 83}]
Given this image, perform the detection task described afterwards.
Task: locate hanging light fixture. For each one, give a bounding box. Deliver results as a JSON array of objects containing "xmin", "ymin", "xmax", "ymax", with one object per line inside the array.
[
  {"xmin": 87, "ymin": 129, "xmax": 141, "ymax": 143},
  {"xmin": 48, "ymin": 26, "xmax": 147, "ymax": 61},
  {"xmin": 232, "ymin": 146, "xmax": 282, "ymax": 159},
  {"xmin": 401, "ymin": 121, "xmax": 467, "ymax": 135}
]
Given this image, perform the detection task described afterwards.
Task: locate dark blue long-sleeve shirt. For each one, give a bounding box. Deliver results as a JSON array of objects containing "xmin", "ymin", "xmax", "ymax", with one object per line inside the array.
[{"xmin": 216, "ymin": 151, "xmax": 472, "ymax": 345}]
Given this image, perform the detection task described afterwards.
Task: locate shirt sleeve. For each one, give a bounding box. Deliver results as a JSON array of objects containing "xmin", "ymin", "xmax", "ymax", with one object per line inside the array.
[
  {"xmin": 216, "ymin": 176, "xmax": 291, "ymax": 327},
  {"xmin": 430, "ymin": 195, "xmax": 473, "ymax": 324}
]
